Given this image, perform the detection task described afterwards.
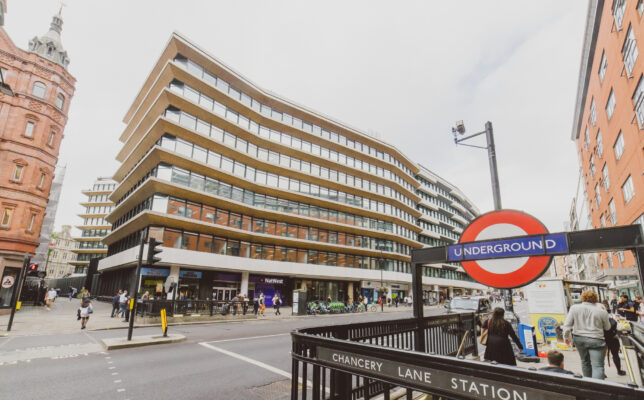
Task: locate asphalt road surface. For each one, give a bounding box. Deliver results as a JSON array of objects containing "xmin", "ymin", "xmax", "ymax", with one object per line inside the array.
[{"xmin": 1, "ymin": 307, "xmax": 443, "ymax": 400}]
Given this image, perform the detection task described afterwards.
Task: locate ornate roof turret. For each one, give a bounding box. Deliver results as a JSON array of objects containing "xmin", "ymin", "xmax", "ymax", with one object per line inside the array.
[{"xmin": 28, "ymin": 8, "xmax": 70, "ymax": 69}]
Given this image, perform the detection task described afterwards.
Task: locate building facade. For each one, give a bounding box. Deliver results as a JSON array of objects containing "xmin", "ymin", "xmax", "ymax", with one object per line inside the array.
[
  {"xmin": 45, "ymin": 224, "xmax": 77, "ymax": 279},
  {"xmin": 571, "ymin": 0, "xmax": 643, "ymax": 297},
  {"xmin": 97, "ymin": 33, "xmax": 484, "ymax": 304},
  {"xmin": 69, "ymin": 177, "xmax": 116, "ymax": 276},
  {"xmin": 0, "ymin": 4, "xmax": 75, "ymax": 312}
]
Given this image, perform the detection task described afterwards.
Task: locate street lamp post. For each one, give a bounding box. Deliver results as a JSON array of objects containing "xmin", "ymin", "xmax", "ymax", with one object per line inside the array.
[{"xmin": 452, "ymin": 120, "xmax": 514, "ymax": 314}]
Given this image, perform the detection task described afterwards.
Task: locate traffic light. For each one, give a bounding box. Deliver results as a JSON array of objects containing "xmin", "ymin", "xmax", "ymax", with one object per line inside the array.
[
  {"xmin": 26, "ymin": 263, "xmax": 39, "ymax": 277},
  {"xmin": 147, "ymin": 238, "xmax": 162, "ymax": 266}
]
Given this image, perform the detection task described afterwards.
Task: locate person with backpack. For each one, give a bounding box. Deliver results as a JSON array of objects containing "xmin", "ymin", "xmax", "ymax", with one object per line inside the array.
[
  {"xmin": 79, "ymin": 296, "xmax": 93, "ymax": 330},
  {"xmin": 597, "ymin": 303, "xmax": 626, "ymax": 376}
]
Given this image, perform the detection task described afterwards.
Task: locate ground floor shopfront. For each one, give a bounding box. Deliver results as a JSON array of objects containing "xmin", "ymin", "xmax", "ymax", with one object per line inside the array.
[
  {"xmin": 97, "ymin": 246, "xmax": 487, "ymax": 307},
  {"xmin": 0, "ymin": 251, "xmax": 27, "ymax": 315}
]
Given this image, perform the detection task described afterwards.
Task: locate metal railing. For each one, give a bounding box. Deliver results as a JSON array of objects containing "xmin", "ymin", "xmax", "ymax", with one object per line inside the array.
[
  {"xmin": 291, "ymin": 313, "xmax": 644, "ymax": 400},
  {"xmin": 137, "ymin": 299, "xmax": 251, "ymax": 317}
]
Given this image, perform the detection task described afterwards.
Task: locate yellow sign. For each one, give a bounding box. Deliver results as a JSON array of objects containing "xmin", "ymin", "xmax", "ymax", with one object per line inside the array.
[
  {"xmin": 129, "ymin": 299, "xmax": 134, "ymax": 310},
  {"xmin": 160, "ymin": 308, "xmax": 168, "ymax": 336},
  {"xmin": 16, "ymin": 301, "xmax": 21, "ymax": 310},
  {"xmin": 529, "ymin": 313, "xmax": 566, "ymax": 342}
]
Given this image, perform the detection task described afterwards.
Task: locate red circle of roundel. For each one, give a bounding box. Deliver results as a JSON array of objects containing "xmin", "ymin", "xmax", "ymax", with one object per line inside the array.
[{"xmin": 459, "ymin": 210, "xmax": 549, "ymax": 289}]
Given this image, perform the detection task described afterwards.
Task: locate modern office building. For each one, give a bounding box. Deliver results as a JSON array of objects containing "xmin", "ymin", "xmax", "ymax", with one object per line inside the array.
[
  {"xmin": 69, "ymin": 177, "xmax": 116, "ymax": 275},
  {"xmin": 45, "ymin": 224, "xmax": 77, "ymax": 279},
  {"xmin": 0, "ymin": 4, "xmax": 75, "ymax": 312},
  {"xmin": 97, "ymin": 33, "xmax": 483, "ymax": 304},
  {"xmin": 571, "ymin": 0, "xmax": 643, "ymax": 297}
]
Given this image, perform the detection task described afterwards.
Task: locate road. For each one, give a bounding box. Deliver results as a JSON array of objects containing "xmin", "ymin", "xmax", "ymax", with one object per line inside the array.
[{"xmin": 0, "ymin": 307, "xmax": 440, "ymax": 400}]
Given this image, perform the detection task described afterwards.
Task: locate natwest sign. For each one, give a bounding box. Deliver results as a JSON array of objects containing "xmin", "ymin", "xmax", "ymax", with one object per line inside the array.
[{"xmin": 450, "ymin": 210, "xmax": 568, "ymax": 289}]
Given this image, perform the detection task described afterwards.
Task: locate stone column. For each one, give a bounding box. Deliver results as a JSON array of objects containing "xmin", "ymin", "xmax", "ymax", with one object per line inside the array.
[
  {"xmin": 348, "ymin": 282, "xmax": 354, "ymax": 303},
  {"xmin": 240, "ymin": 271, "xmax": 249, "ymax": 297},
  {"xmin": 449, "ymin": 286, "xmax": 454, "ymax": 298}
]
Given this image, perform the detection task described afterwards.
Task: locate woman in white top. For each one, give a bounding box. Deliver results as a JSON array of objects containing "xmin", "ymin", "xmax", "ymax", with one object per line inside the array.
[{"xmin": 79, "ymin": 297, "xmax": 93, "ymax": 330}]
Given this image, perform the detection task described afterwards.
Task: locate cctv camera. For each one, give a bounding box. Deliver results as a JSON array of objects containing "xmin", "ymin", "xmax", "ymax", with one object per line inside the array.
[{"xmin": 453, "ymin": 121, "xmax": 466, "ymax": 135}]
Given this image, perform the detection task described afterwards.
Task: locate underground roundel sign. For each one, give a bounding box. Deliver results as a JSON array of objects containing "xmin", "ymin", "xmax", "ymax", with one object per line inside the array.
[{"xmin": 447, "ymin": 210, "xmax": 568, "ymax": 289}]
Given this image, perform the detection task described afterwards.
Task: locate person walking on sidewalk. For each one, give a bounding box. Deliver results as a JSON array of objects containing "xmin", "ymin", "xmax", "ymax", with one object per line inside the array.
[
  {"xmin": 111, "ymin": 290, "xmax": 121, "ymax": 318},
  {"xmin": 259, "ymin": 293, "xmax": 266, "ymax": 316},
  {"xmin": 482, "ymin": 308, "xmax": 523, "ymax": 366},
  {"xmin": 253, "ymin": 296, "xmax": 259, "ymax": 315},
  {"xmin": 596, "ymin": 303, "xmax": 626, "ymax": 376},
  {"xmin": 45, "ymin": 287, "xmax": 57, "ymax": 310},
  {"xmin": 563, "ymin": 290, "xmax": 610, "ymax": 380},
  {"xmin": 363, "ymin": 295, "xmax": 369, "ymax": 312},
  {"xmin": 79, "ymin": 296, "xmax": 93, "ymax": 330},
  {"xmin": 119, "ymin": 290, "xmax": 128, "ymax": 318},
  {"xmin": 273, "ymin": 294, "xmax": 281, "ymax": 316}
]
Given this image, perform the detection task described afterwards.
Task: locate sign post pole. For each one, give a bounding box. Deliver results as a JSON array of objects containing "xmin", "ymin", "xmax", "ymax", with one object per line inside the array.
[
  {"xmin": 127, "ymin": 236, "xmax": 147, "ymax": 341},
  {"xmin": 7, "ymin": 253, "xmax": 30, "ymax": 332}
]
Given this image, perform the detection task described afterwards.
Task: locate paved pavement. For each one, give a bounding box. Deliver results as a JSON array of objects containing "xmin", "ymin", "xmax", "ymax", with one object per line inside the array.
[{"xmin": 0, "ymin": 297, "xmax": 416, "ymax": 336}]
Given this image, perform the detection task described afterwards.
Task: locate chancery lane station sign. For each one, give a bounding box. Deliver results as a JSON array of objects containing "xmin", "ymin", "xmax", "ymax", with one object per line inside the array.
[
  {"xmin": 317, "ymin": 347, "xmax": 574, "ymax": 400},
  {"xmin": 446, "ymin": 210, "xmax": 568, "ymax": 288}
]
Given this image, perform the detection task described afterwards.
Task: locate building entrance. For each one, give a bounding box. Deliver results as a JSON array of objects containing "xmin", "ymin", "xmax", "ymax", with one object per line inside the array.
[{"xmin": 212, "ymin": 287, "xmax": 237, "ymax": 301}]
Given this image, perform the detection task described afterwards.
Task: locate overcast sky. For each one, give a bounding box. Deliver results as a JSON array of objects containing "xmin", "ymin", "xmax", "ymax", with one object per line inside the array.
[{"xmin": 4, "ymin": 0, "xmax": 588, "ymax": 234}]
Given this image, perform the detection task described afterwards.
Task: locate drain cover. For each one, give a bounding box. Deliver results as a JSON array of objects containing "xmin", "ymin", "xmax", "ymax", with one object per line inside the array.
[{"xmin": 249, "ymin": 379, "xmax": 292, "ymax": 400}]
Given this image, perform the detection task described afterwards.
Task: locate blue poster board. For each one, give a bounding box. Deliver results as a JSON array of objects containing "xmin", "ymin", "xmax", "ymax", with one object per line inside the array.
[{"xmin": 518, "ymin": 323, "xmax": 538, "ymax": 357}]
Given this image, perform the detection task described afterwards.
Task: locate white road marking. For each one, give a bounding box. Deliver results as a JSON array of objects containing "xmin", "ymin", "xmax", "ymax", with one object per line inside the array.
[
  {"xmin": 108, "ymin": 361, "xmax": 113, "ymax": 364},
  {"xmin": 109, "ymin": 366, "xmax": 116, "ymax": 370},
  {"xmin": 114, "ymin": 379, "xmax": 122, "ymax": 383},
  {"xmin": 203, "ymin": 333, "xmax": 289, "ymax": 344},
  {"xmin": 198, "ymin": 341, "xmax": 323, "ymax": 392},
  {"xmin": 117, "ymin": 388, "xmax": 125, "ymax": 392},
  {"xmin": 112, "ymin": 372, "xmax": 118, "ymax": 376},
  {"xmin": 199, "ymin": 342, "xmax": 290, "ymax": 379}
]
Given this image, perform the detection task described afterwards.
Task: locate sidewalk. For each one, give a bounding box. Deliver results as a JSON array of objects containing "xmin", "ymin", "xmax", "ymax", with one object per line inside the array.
[{"xmin": 0, "ymin": 299, "xmax": 421, "ymax": 336}]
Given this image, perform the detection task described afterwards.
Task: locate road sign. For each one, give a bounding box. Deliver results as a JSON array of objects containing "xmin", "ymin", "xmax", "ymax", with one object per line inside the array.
[
  {"xmin": 449, "ymin": 210, "xmax": 566, "ymax": 288},
  {"xmin": 1, "ymin": 275, "xmax": 15, "ymax": 289}
]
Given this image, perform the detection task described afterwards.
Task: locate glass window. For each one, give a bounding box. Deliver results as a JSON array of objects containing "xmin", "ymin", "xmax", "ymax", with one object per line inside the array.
[
  {"xmin": 622, "ymin": 175, "xmax": 635, "ymax": 203},
  {"xmin": 596, "ymin": 130, "xmax": 603, "ymax": 157},
  {"xmin": 606, "ymin": 89, "xmax": 616, "ymax": 120},
  {"xmin": 1, "ymin": 208, "xmax": 12, "ymax": 227},
  {"xmin": 48, "ymin": 131, "xmax": 55, "ymax": 146},
  {"xmin": 602, "ymin": 164, "xmax": 610, "ymax": 191},
  {"xmin": 171, "ymin": 167, "xmax": 190, "ymax": 187},
  {"xmin": 609, "ymin": 198, "xmax": 618, "ymax": 225},
  {"xmin": 598, "ymin": 50, "xmax": 607, "ymax": 83},
  {"xmin": 590, "ymin": 98, "xmax": 597, "ymax": 126},
  {"xmin": 221, "ymin": 157, "xmax": 234, "ymax": 173},
  {"xmin": 193, "ymin": 146, "xmax": 207, "ymax": 163},
  {"xmin": 207, "ymin": 152, "xmax": 221, "ymax": 168},
  {"xmin": 175, "ymin": 139, "xmax": 192, "ymax": 157},
  {"xmin": 622, "ymin": 24, "xmax": 638, "ymax": 77},
  {"xmin": 595, "ymin": 184, "xmax": 602, "ymax": 207},
  {"xmin": 24, "ymin": 122, "xmax": 34, "ymax": 138},
  {"xmin": 614, "ymin": 132, "xmax": 625, "ymax": 160},
  {"xmin": 32, "ymin": 82, "xmax": 46, "ymax": 99},
  {"xmin": 632, "ymin": 76, "xmax": 644, "ymax": 128},
  {"xmin": 13, "ymin": 165, "xmax": 23, "ymax": 181}
]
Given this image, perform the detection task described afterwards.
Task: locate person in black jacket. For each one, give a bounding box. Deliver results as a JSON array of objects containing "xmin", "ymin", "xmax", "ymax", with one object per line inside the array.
[
  {"xmin": 598, "ymin": 303, "xmax": 626, "ymax": 375},
  {"xmin": 111, "ymin": 291, "xmax": 121, "ymax": 318},
  {"xmin": 539, "ymin": 350, "xmax": 575, "ymax": 375},
  {"xmin": 482, "ymin": 308, "xmax": 523, "ymax": 366}
]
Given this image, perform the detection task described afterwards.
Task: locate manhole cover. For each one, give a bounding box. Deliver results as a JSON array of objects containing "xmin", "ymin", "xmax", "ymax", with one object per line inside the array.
[{"xmin": 249, "ymin": 379, "xmax": 292, "ymax": 400}]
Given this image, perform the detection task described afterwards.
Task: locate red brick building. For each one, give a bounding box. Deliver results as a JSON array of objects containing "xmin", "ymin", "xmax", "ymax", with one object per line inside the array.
[
  {"xmin": 571, "ymin": 0, "xmax": 644, "ymax": 296},
  {"xmin": 0, "ymin": 2, "xmax": 75, "ymax": 310}
]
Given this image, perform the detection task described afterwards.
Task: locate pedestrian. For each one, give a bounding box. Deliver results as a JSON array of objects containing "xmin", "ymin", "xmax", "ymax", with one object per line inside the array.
[
  {"xmin": 253, "ymin": 296, "xmax": 259, "ymax": 315},
  {"xmin": 539, "ymin": 350, "xmax": 575, "ymax": 375},
  {"xmin": 45, "ymin": 286, "xmax": 57, "ymax": 309},
  {"xmin": 482, "ymin": 308, "xmax": 523, "ymax": 366},
  {"xmin": 636, "ymin": 296, "xmax": 644, "ymax": 323},
  {"xmin": 617, "ymin": 294, "xmax": 638, "ymax": 322},
  {"xmin": 110, "ymin": 291, "xmax": 121, "ymax": 317},
  {"xmin": 362, "ymin": 295, "xmax": 368, "ymax": 312},
  {"xmin": 609, "ymin": 295, "xmax": 619, "ymax": 314},
  {"xmin": 596, "ymin": 303, "xmax": 626, "ymax": 376},
  {"xmin": 563, "ymin": 290, "xmax": 610, "ymax": 379},
  {"xmin": 68, "ymin": 286, "xmax": 74, "ymax": 301},
  {"xmin": 259, "ymin": 293, "xmax": 266, "ymax": 316},
  {"xmin": 273, "ymin": 294, "xmax": 281, "ymax": 316},
  {"xmin": 119, "ymin": 290, "xmax": 128, "ymax": 318},
  {"xmin": 123, "ymin": 292, "xmax": 131, "ymax": 322},
  {"xmin": 78, "ymin": 296, "xmax": 93, "ymax": 330},
  {"xmin": 141, "ymin": 291, "xmax": 150, "ymax": 300}
]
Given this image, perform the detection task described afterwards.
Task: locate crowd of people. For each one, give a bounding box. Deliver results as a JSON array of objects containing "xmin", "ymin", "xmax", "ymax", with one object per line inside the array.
[{"xmin": 480, "ymin": 290, "xmax": 643, "ymax": 381}]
